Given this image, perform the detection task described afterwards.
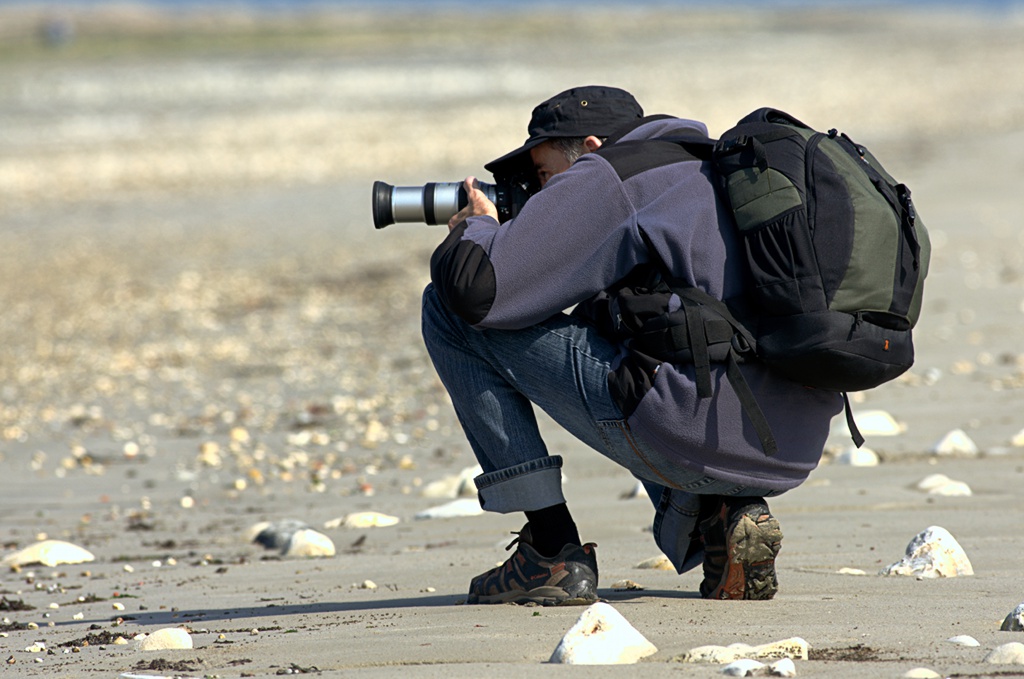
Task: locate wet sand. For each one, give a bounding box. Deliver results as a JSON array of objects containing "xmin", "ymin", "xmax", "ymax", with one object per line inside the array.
[{"xmin": 1, "ymin": 4, "xmax": 1024, "ymax": 677}]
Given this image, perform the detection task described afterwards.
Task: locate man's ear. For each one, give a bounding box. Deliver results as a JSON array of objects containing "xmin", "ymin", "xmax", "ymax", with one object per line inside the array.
[{"xmin": 583, "ymin": 135, "xmax": 603, "ymax": 153}]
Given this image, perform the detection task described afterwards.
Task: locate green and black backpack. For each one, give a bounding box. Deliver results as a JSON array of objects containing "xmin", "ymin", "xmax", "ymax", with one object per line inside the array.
[{"xmin": 602, "ymin": 108, "xmax": 931, "ymax": 454}]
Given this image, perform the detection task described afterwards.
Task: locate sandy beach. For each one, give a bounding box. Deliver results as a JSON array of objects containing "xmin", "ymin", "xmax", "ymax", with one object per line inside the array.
[{"xmin": 1, "ymin": 3, "xmax": 1024, "ymax": 677}]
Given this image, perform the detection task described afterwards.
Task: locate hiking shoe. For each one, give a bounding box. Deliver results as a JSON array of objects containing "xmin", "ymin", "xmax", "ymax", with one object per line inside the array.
[
  {"xmin": 466, "ymin": 525, "xmax": 599, "ymax": 605},
  {"xmin": 699, "ymin": 498, "xmax": 782, "ymax": 600}
]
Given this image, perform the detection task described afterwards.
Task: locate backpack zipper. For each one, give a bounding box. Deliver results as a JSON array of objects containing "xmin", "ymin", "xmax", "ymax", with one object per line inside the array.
[
  {"xmin": 804, "ymin": 131, "xmax": 827, "ymax": 235},
  {"xmin": 833, "ymin": 131, "xmax": 920, "ymax": 318}
]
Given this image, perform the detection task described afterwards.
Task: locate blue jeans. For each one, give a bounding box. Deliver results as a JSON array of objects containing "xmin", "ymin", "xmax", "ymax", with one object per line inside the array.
[{"xmin": 421, "ymin": 284, "xmax": 781, "ymax": 573}]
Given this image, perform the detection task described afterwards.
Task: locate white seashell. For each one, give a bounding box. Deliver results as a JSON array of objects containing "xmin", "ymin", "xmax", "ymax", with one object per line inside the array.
[
  {"xmin": 916, "ymin": 473, "xmax": 953, "ymax": 491},
  {"xmin": 915, "ymin": 473, "xmax": 972, "ymax": 496},
  {"xmin": 284, "ymin": 529, "xmax": 335, "ymax": 558},
  {"xmin": 549, "ymin": 602, "xmax": 657, "ymax": 664},
  {"xmin": 1, "ymin": 540, "xmax": 95, "ymax": 568},
  {"xmin": 1001, "ymin": 602, "xmax": 1024, "ymax": 631},
  {"xmin": 947, "ymin": 635, "xmax": 981, "ymax": 646},
  {"xmin": 134, "ymin": 627, "xmax": 193, "ymax": 651},
  {"xmin": 880, "ymin": 526, "xmax": 973, "ymax": 578},
  {"xmin": 634, "ymin": 555, "xmax": 674, "ymax": 570},
  {"xmin": 929, "ymin": 480, "xmax": 972, "ymax": 497},
  {"xmin": 722, "ymin": 658, "xmax": 765, "ymax": 676},
  {"xmin": 836, "ymin": 567, "xmax": 866, "ymax": 576},
  {"xmin": 414, "ymin": 498, "xmax": 483, "ymax": 520},
  {"xmin": 324, "ymin": 512, "xmax": 400, "ymax": 529},
  {"xmin": 932, "ymin": 429, "xmax": 979, "ymax": 456},
  {"xmin": 984, "ymin": 642, "xmax": 1024, "ymax": 664},
  {"xmin": 679, "ymin": 638, "xmax": 809, "ymax": 664},
  {"xmin": 833, "ymin": 446, "xmax": 879, "ymax": 466},
  {"xmin": 835, "ymin": 410, "xmax": 904, "ymax": 437},
  {"xmin": 770, "ymin": 658, "xmax": 797, "ymax": 677},
  {"xmin": 1011, "ymin": 427, "xmax": 1024, "ymax": 447},
  {"xmin": 903, "ymin": 668, "xmax": 941, "ymax": 678},
  {"xmin": 250, "ymin": 519, "xmax": 307, "ymax": 550}
]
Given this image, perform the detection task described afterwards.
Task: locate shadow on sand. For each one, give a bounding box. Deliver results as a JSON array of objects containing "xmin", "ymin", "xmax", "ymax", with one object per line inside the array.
[{"xmin": 63, "ymin": 588, "xmax": 699, "ymax": 627}]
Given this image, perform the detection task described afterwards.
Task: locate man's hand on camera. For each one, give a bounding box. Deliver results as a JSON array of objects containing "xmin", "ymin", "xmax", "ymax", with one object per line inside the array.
[{"xmin": 448, "ymin": 176, "xmax": 498, "ymax": 230}]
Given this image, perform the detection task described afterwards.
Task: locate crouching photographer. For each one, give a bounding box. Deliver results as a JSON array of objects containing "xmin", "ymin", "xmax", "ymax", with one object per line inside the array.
[{"xmin": 386, "ymin": 85, "xmax": 841, "ymax": 605}]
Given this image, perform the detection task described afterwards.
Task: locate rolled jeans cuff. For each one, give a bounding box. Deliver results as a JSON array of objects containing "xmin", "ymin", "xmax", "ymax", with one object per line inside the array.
[{"xmin": 474, "ymin": 456, "xmax": 565, "ymax": 514}]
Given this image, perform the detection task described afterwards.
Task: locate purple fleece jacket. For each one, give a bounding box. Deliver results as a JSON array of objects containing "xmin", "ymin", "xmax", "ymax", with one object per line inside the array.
[{"xmin": 430, "ymin": 116, "xmax": 842, "ymax": 490}]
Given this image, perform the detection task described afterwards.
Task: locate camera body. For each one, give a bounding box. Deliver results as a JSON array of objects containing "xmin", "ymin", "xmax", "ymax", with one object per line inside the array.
[{"xmin": 372, "ymin": 173, "xmax": 536, "ymax": 229}]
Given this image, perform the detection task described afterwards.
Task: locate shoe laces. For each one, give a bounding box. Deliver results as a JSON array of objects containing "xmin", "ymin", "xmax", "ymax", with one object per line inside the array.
[{"xmin": 504, "ymin": 523, "xmax": 537, "ymax": 551}]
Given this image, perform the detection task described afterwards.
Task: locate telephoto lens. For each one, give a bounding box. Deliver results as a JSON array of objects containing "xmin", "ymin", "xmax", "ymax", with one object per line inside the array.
[{"xmin": 372, "ymin": 181, "xmax": 498, "ymax": 229}]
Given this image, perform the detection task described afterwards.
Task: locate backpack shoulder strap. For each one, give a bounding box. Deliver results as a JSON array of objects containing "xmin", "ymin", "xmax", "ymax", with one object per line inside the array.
[{"xmin": 596, "ymin": 129, "xmax": 715, "ymax": 183}]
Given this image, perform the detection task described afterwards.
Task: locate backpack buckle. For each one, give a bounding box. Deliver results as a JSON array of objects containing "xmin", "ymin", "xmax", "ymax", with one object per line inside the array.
[{"xmin": 730, "ymin": 333, "xmax": 753, "ymax": 356}]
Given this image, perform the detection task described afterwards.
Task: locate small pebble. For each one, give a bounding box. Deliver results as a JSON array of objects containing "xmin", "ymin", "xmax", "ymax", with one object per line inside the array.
[
  {"xmin": 722, "ymin": 658, "xmax": 765, "ymax": 676},
  {"xmin": 833, "ymin": 446, "xmax": 879, "ymax": 466},
  {"xmin": 634, "ymin": 555, "xmax": 674, "ymax": 570},
  {"xmin": 838, "ymin": 410, "xmax": 904, "ymax": 437},
  {"xmin": 903, "ymin": 668, "xmax": 941, "ymax": 678},
  {"xmin": 932, "ymin": 429, "xmax": 979, "ymax": 456},
  {"xmin": 770, "ymin": 658, "xmax": 797, "ymax": 677},
  {"xmin": 325, "ymin": 511, "xmax": 400, "ymax": 529},
  {"xmin": 611, "ymin": 579, "xmax": 645, "ymax": 591}
]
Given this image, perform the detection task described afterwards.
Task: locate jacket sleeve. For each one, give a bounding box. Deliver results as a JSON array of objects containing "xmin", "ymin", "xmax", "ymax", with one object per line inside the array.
[
  {"xmin": 429, "ymin": 154, "xmax": 647, "ymax": 330},
  {"xmin": 429, "ymin": 219, "xmax": 497, "ymax": 326}
]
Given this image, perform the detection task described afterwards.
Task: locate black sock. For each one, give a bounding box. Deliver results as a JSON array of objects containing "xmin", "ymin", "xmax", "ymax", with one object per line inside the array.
[{"xmin": 525, "ymin": 503, "xmax": 580, "ymax": 557}]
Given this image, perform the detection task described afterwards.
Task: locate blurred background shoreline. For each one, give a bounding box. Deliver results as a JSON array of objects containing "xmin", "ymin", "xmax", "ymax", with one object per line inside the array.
[
  {"xmin": 1, "ymin": 0, "xmax": 1022, "ymax": 453},
  {"xmin": 1, "ymin": 1, "xmax": 1023, "ymax": 213}
]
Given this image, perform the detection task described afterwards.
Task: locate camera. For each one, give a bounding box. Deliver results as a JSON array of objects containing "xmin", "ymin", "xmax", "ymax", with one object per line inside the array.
[{"xmin": 372, "ymin": 175, "xmax": 535, "ymax": 229}]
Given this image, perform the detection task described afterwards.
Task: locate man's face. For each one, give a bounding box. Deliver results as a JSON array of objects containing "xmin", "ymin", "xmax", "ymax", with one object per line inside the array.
[{"xmin": 529, "ymin": 140, "xmax": 573, "ymax": 189}]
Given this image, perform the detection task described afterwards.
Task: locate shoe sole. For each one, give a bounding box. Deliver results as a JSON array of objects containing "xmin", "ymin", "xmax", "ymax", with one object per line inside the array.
[
  {"xmin": 714, "ymin": 510, "xmax": 782, "ymax": 600},
  {"xmin": 467, "ymin": 586, "xmax": 598, "ymax": 606}
]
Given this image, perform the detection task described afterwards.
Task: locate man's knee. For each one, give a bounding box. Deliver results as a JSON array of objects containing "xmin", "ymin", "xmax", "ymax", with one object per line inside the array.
[{"xmin": 422, "ymin": 282, "xmax": 464, "ymax": 353}]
